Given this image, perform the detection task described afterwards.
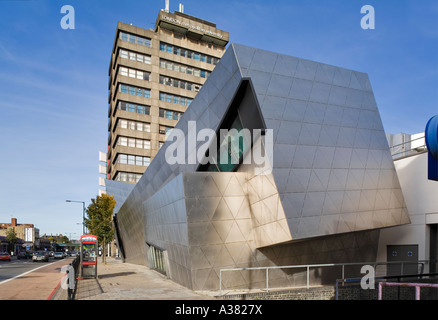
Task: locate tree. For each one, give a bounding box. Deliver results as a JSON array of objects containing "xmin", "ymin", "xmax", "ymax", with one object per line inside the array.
[
  {"xmin": 84, "ymin": 194, "xmax": 116, "ymax": 264},
  {"xmin": 6, "ymin": 228, "xmax": 18, "ymax": 254}
]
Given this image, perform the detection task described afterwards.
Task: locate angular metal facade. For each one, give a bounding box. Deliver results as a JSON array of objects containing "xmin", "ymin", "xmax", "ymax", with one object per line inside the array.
[{"xmin": 115, "ymin": 44, "xmax": 410, "ymax": 290}]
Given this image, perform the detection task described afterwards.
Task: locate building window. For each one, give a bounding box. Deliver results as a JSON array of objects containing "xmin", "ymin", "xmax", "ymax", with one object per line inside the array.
[
  {"xmin": 119, "ymin": 66, "xmax": 150, "ymax": 81},
  {"xmin": 119, "ymin": 84, "xmax": 150, "ymax": 99},
  {"xmin": 159, "ymin": 59, "xmax": 210, "ymax": 79},
  {"xmin": 159, "ymin": 92, "xmax": 192, "ymax": 107},
  {"xmin": 115, "ymin": 172, "xmax": 142, "ymax": 183},
  {"xmin": 116, "ymin": 154, "xmax": 150, "ymax": 167},
  {"xmin": 159, "ymin": 108, "xmax": 182, "ymax": 121},
  {"xmin": 117, "ymin": 154, "xmax": 128, "ymax": 164},
  {"xmin": 198, "ymin": 79, "xmax": 263, "ymax": 173},
  {"xmin": 159, "ymin": 125, "xmax": 173, "ymax": 136},
  {"xmin": 117, "ymin": 136, "xmax": 151, "ymax": 149},
  {"xmin": 159, "ymin": 75, "xmax": 200, "ymax": 92},
  {"xmin": 117, "ymin": 101, "xmax": 150, "ymax": 115},
  {"xmin": 119, "ymin": 32, "xmax": 151, "ymax": 47},
  {"xmin": 159, "ymin": 42, "xmax": 219, "ymax": 65},
  {"xmin": 148, "ymin": 245, "xmax": 166, "ymax": 275},
  {"xmin": 117, "ymin": 119, "xmax": 151, "ymax": 132},
  {"xmin": 118, "ymin": 137, "xmax": 128, "ymax": 147},
  {"xmin": 119, "ymin": 49, "xmax": 151, "ymax": 64}
]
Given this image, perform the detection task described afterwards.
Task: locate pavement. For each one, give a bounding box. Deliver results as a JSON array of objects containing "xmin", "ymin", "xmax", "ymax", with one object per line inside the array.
[
  {"xmin": 0, "ymin": 257, "xmax": 74, "ymax": 300},
  {"xmin": 73, "ymin": 257, "xmax": 217, "ymax": 300}
]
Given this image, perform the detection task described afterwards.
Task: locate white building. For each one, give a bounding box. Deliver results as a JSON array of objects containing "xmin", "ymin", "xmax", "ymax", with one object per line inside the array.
[{"xmin": 379, "ymin": 132, "xmax": 438, "ymax": 274}]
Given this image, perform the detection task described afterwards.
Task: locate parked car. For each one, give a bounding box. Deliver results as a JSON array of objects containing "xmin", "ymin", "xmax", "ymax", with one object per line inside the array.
[
  {"xmin": 17, "ymin": 252, "xmax": 28, "ymax": 259},
  {"xmin": 0, "ymin": 252, "xmax": 11, "ymax": 261},
  {"xmin": 32, "ymin": 251, "xmax": 49, "ymax": 262},
  {"xmin": 54, "ymin": 252, "xmax": 64, "ymax": 259}
]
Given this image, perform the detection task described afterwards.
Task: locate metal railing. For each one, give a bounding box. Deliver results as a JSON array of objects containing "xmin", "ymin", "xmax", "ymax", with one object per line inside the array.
[
  {"xmin": 390, "ymin": 135, "xmax": 427, "ymax": 160},
  {"xmin": 219, "ymin": 260, "xmax": 429, "ymax": 295}
]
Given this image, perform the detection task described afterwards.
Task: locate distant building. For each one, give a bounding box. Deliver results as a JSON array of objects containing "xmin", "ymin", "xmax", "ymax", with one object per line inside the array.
[
  {"xmin": 40, "ymin": 234, "xmax": 68, "ymax": 250},
  {"xmin": 41, "ymin": 234, "xmax": 67, "ymax": 242},
  {"xmin": 0, "ymin": 218, "xmax": 49, "ymax": 252},
  {"xmin": 0, "ymin": 218, "xmax": 36, "ymax": 242},
  {"xmin": 0, "ymin": 236, "xmax": 7, "ymax": 252},
  {"xmin": 100, "ymin": 6, "xmax": 229, "ymax": 189},
  {"xmin": 380, "ymin": 132, "xmax": 438, "ymax": 274}
]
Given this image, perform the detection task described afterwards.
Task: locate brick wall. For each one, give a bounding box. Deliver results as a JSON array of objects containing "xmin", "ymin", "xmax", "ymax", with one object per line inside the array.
[
  {"xmin": 337, "ymin": 282, "xmax": 438, "ymax": 300},
  {"xmin": 218, "ymin": 281, "xmax": 438, "ymax": 300},
  {"xmin": 218, "ymin": 287, "xmax": 336, "ymax": 300}
]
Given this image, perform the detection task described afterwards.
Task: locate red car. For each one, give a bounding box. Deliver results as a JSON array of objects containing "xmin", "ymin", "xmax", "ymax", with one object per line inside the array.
[{"xmin": 0, "ymin": 252, "xmax": 11, "ymax": 261}]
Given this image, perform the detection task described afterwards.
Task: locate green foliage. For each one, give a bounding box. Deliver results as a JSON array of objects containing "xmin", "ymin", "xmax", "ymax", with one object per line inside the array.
[
  {"xmin": 6, "ymin": 228, "xmax": 18, "ymax": 252},
  {"xmin": 85, "ymin": 194, "xmax": 116, "ymax": 246}
]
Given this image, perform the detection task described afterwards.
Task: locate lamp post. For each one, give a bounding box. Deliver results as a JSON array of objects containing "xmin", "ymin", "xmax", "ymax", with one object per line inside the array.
[
  {"xmin": 65, "ymin": 232, "xmax": 76, "ymax": 241},
  {"xmin": 66, "ymin": 200, "xmax": 86, "ymax": 235}
]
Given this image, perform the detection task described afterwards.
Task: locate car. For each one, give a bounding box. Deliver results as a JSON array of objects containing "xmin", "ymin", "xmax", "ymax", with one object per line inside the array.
[
  {"xmin": 0, "ymin": 252, "xmax": 11, "ymax": 261},
  {"xmin": 17, "ymin": 252, "xmax": 28, "ymax": 259},
  {"xmin": 32, "ymin": 251, "xmax": 49, "ymax": 262},
  {"xmin": 54, "ymin": 252, "xmax": 64, "ymax": 259}
]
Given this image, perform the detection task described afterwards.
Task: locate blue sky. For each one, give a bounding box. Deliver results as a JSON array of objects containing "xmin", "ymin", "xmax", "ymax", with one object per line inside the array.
[{"xmin": 0, "ymin": 0, "xmax": 437, "ymax": 239}]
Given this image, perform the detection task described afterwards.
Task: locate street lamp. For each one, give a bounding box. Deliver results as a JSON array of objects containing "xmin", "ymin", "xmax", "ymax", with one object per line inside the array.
[
  {"xmin": 65, "ymin": 232, "xmax": 77, "ymax": 241},
  {"xmin": 66, "ymin": 200, "xmax": 86, "ymax": 235}
]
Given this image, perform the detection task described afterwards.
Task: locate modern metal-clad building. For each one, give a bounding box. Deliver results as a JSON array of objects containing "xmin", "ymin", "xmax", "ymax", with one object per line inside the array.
[{"xmin": 111, "ymin": 43, "xmax": 410, "ymax": 291}]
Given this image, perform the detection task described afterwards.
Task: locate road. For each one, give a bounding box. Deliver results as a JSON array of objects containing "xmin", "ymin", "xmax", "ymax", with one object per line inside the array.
[
  {"xmin": 0, "ymin": 257, "xmax": 47, "ymax": 283},
  {"xmin": 0, "ymin": 257, "xmax": 74, "ymax": 300}
]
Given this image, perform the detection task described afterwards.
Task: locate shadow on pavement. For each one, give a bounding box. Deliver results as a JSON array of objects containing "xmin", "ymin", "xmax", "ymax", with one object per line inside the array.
[
  {"xmin": 98, "ymin": 272, "xmax": 136, "ymax": 279},
  {"xmin": 74, "ymin": 278, "xmax": 104, "ymax": 300}
]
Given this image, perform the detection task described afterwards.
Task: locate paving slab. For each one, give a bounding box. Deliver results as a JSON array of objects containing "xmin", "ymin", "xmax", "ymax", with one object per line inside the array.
[{"xmin": 75, "ymin": 257, "xmax": 216, "ymax": 300}]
